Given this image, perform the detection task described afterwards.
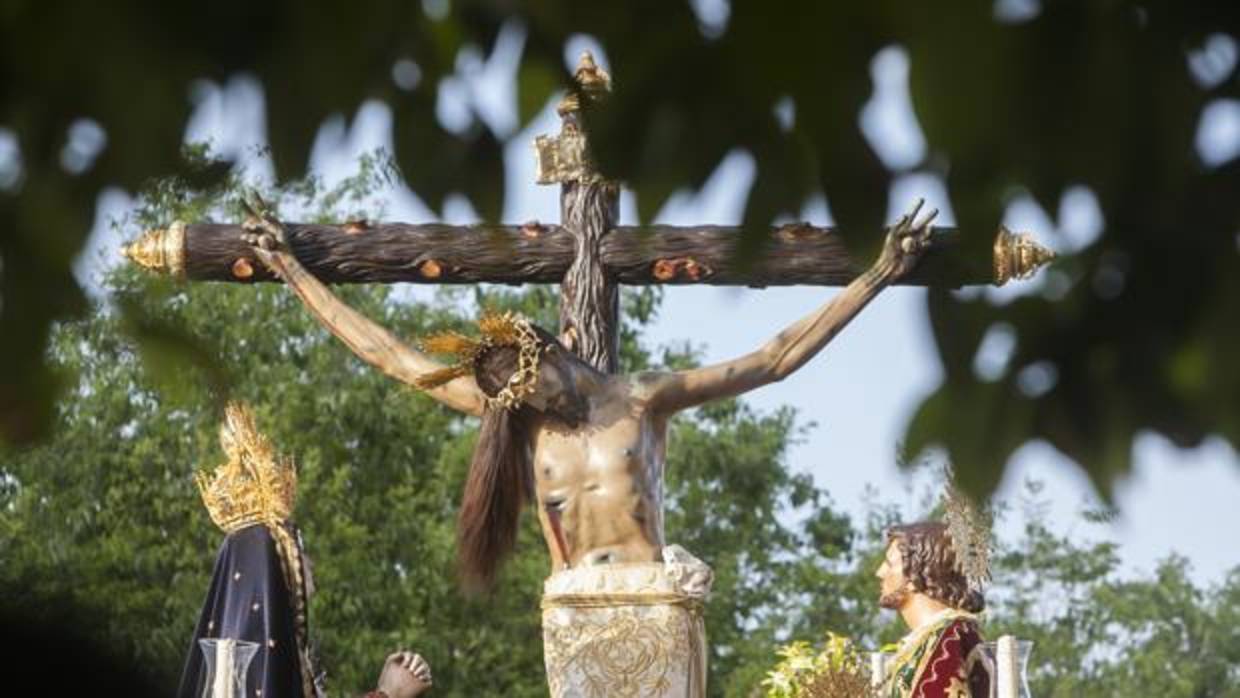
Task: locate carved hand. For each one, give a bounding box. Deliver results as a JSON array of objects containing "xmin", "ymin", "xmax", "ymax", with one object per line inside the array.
[
  {"xmin": 376, "ymin": 650, "xmax": 433, "ymax": 698},
  {"xmin": 240, "ymin": 192, "xmax": 291, "ymax": 270},
  {"xmin": 875, "ymin": 198, "xmax": 938, "ymax": 282}
]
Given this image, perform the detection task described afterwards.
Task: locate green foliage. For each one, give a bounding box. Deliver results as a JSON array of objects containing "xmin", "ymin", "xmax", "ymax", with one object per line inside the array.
[
  {"xmin": 762, "ymin": 633, "xmax": 873, "ymax": 698},
  {"xmin": 984, "ymin": 482, "xmax": 1240, "ymax": 697}
]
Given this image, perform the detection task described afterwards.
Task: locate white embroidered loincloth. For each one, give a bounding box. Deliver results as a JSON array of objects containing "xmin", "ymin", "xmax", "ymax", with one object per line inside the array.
[{"xmin": 541, "ymin": 545, "xmax": 713, "ymax": 698}]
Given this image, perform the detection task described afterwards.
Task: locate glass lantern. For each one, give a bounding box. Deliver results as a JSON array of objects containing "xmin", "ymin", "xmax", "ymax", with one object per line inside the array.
[
  {"xmin": 986, "ymin": 636, "xmax": 1033, "ymax": 698},
  {"xmin": 198, "ymin": 638, "xmax": 260, "ymax": 698}
]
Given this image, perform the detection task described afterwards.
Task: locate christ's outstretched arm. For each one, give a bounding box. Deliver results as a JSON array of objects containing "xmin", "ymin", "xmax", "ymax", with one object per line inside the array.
[
  {"xmin": 243, "ymin": 204, "xmax": 485, "ymax": 417},
  {"xmin": 640, "ymin": 202, "xmax": 937, "ymax": 415}
]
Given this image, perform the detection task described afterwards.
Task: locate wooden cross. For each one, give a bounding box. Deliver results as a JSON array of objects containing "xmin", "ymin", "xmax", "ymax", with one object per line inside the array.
[{"xmin": 123, "ymin": 52, "xmax": 1053, "ymax": 374}]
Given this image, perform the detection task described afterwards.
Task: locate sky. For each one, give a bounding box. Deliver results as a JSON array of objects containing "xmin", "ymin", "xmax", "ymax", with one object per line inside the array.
[{"xmin": 75, "ymin": 32, "xmax": 1240, "ymax": 585}]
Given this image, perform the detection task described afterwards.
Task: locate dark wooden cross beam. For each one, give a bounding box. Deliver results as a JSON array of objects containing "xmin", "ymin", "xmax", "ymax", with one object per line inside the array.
[{"xmin": 123, "ymin": 53, "xmax": 1053, "ymax": 374}]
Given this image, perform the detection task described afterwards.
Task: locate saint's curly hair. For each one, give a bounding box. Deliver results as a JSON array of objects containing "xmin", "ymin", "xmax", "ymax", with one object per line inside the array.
[{"xmin": 886, "ymin": 521, "xmax": 985, "ymax": 613}]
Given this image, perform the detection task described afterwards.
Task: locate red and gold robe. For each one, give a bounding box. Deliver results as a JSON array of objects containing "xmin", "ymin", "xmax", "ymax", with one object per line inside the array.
[{"xmin": 881, "ymin": 610, "xmax": 991, "ymax": 698}]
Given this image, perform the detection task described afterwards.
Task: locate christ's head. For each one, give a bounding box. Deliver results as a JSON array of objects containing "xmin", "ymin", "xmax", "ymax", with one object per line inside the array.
[{"xmin": 473, "ymin": 323, "xmax": 590, "ymax": 427}]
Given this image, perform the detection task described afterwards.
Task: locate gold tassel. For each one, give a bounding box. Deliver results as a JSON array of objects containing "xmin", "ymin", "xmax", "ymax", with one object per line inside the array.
[
  {"xmin": 411, "ymin": 310, "xmax": 544, "ymax": 409},
  {"xmin": 421, "ymin": 331, "xmax": 483, "ymax": 358},
  {"xmin": 412, "ymin": 364, "xmax": 475, "ymax": 390}
]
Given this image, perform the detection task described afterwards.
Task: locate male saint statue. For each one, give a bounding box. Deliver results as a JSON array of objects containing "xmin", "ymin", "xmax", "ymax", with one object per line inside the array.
[{"xmin": 874, "ymin": 517, "xmax": 993, "ymax": 698}]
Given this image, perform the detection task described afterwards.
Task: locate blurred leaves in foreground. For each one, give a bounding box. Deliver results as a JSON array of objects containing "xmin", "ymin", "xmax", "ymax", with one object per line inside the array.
[{"xmin": 3, "ymin": 2, "xmax": 1239, "ymax": 497}]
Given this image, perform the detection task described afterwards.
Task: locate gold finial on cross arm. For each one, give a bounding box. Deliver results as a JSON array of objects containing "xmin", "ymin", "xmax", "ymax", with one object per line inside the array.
[
  {"xmin": 121, "ymin": 220, "xmax": 188, "ymax": 278},
  {"xmin": 993, "ymin": 226, "xmax": 1055, "ymax": 286}
]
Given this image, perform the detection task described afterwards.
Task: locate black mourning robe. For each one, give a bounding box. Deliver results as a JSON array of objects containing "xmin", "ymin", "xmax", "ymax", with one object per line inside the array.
[{"xmin": 177, "ymin": 523, "xmax": 318, "ymax": 698}]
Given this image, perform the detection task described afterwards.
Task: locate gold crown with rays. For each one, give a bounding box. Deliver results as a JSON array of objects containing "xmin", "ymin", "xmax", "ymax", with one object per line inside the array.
[
  {"xmin": 940, "ymin": 479, "xmax": 993, "ymax": 594},
  {"xmin": 195, "ymin": 402, "xmax": 297, "ymax": 533},
  {"xmin": 413, "ymin": 311, "xmax": 546, "ymax": 410}
]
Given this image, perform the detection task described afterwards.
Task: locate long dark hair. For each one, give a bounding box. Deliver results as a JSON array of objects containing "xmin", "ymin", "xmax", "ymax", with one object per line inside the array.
[{"xmin": 457, "ymin": 326, "xmax": 570, "ymax": 592}]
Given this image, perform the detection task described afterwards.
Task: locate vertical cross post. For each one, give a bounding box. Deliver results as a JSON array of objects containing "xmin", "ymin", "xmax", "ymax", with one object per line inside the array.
[{"xmin": 536, "ymin": 52, "xmax": 621, "ymax": 373}]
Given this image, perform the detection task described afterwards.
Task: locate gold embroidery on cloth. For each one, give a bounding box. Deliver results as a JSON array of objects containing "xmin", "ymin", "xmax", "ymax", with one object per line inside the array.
[{"xmin": 541, "ymin": 552, "xmax": 711, "ymax": 698}]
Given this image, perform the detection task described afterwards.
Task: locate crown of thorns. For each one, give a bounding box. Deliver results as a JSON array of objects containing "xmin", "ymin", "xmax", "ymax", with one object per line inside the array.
[{"xmin": 413, "ymin": 311, "xmax": 546, "ymax": 410}]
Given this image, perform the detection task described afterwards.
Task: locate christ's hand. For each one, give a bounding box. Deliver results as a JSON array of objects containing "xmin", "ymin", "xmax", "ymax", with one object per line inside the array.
[
  {"xmin": 234, "ymin": 195, "xmax": 487, "ymax": 416},
  {"xmin": 639, "ymin": 199, "xmax": 940, "ymax": 413},
  {"xmin": 240, "ymin": 192, "xmax": 290, "ymax": 267},
  {"xmin": 875, "ymin": 199, "xmax": 938, "ymax": 282}
]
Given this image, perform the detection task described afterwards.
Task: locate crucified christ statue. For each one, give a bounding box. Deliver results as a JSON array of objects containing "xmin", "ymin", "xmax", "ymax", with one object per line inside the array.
[
  {"xmin": 241, "ymin": 195, "xmax": 937, "ymax": 697},
  {"xmin": 121, "ymin": 54, "xmax": 1049, "ymax": 698}
]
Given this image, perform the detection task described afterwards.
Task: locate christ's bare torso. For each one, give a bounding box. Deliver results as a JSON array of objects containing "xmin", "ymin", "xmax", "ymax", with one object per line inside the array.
[{"xmin": 531, "ymin": 377, "xmax": 667, "ymax": 567}]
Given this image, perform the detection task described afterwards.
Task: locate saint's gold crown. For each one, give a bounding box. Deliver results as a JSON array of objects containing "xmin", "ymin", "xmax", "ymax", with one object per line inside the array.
[
  {"xmin": 413, "ymin": 311, "xmax": 546, "ymax": 410},
  {"xmin": 195, "ymin": 402, "xmax": 297, "ymax": 532}
]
